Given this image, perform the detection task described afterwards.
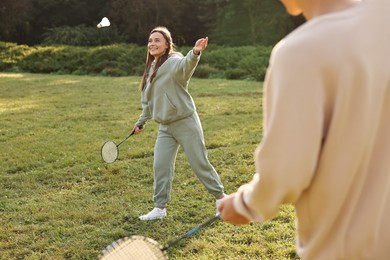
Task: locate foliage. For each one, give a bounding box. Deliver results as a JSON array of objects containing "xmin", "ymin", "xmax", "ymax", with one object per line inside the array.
[
  {"xmin": 0, "ymin": 0, "xmax": 304, "ymax": 46},
  {"xmin": 42, "ymin": 25, "xmax": 126, "ymax": 46},
  {"xmin": 16, "ymin": 46, "xmax": 86, "ymax": 74},
  {"xmin": 0, "ymin": 0, "xmax": 32, "ymax": 43},
  {"xmin": 196, "ymin": 45, "xmax": 272, "ymax": 80},
  {"xmin": 0, "ymin": 73, "xmax": 298, "ymax": 259},
  {"xmin": 6, "ymin": 43, "xmax": 145, "ymax": 76},
  {"xmin": 0, "ymin": 0, "xmax": 109, "ymax": 45},
  {"xmin": 0, "ymin": 42, "xmax": 32, "ymax": 71},
  {"xmin": 108, "ymin": 0, "xmax": 211, "ymax": 46},
  {"xmin": 210, "ymin": 0, "xmax": 300, "ymax": 46},
  {"xmin": 0, "ymin": 42, "xmax": 272, "ymax": 80},
  {"xmin": 82, "ymin": 44, "xmax": 146, "ymax": 76}
]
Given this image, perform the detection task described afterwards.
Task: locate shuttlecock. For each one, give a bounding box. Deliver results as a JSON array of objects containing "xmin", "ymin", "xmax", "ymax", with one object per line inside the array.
[{"xmin": 97, "ymin": 17, "xmax": 110, "ymax": 28}]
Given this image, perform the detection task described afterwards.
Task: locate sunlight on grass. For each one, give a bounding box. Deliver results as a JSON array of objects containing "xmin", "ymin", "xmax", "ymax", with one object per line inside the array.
[
  {"xmin": 51, "ymin": 79, "xmax": 81, "ymax": 85},
  {"xmin": 0, "ymin": 73, "xmax": 24, "ymax": 78},
  {"xmin": 0, "ymin": 99, "xmax": 39, "ymax": 113}
]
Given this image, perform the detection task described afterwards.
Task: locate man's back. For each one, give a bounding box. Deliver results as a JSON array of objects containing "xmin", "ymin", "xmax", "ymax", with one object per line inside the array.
[
  {"xmin": 218, "ymin": 0, "xmax": 390, "ymax": 259},
  {"xmin": 280, "ymin": 1, "xmax": 390, "ymax": 258}
]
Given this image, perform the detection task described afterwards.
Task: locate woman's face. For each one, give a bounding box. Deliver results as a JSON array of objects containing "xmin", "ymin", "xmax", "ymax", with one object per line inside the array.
[{"xmin": 148, "ymin": 32, "xmax": 168, "ymax": 60}]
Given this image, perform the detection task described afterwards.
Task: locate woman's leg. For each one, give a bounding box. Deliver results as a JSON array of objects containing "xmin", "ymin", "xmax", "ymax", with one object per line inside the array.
[
  {"xmin": 171, "ymin": 114, "xmax": 225, "ymax": 199},
  {"xmin": 153, "ymin": 124, "xmax": 180, "ymax": 208}
]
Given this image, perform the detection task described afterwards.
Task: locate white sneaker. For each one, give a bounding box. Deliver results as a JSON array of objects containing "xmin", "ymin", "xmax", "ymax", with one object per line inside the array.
[
  {"xmin": 139, "ymin": 208, "xmax": 166, "ymax": 221},
  {"xmin": 216, "ymin": 194, "xmax": 227, "ymax": 216}
]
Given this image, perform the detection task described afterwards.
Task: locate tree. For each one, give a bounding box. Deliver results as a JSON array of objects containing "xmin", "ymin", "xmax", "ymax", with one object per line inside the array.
[
  {"xmin": 30, "ymin": 0, "xmax": 109, "ymax": 44},
  {"xmin": 0, "ymin": 0, "xmax": 303, "ymax": 46},
  {"xmin": 0, "ymin": 0, "xmax": 109, "ymax": 45},
  {"xmin": 0, "ymin": 0, "xmax": 33, "ymax": 44},
  {"xmin": 210, "ymin": 0, "xmax": 303, "ymax": 46},
  {"xmin": 107, "ymin": 0, "xmax": 210, "ymax": 45}
]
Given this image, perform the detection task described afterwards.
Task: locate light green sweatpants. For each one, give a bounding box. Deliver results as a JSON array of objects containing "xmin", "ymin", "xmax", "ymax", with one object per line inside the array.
[{"xmin": 152, "ymin": 112, "xmax": 225, "ymax": 208}]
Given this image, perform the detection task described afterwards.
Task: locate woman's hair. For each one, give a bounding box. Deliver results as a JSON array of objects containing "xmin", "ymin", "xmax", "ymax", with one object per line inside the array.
[{"xmin": 139, "ymin": 26, "xmax": 176, "ymax": 91}]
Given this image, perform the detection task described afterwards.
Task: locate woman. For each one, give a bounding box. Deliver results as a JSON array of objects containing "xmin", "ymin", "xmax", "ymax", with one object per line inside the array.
[{"xmin": 132, "ymin": 26, "xmax": 226, "ymax": 221}]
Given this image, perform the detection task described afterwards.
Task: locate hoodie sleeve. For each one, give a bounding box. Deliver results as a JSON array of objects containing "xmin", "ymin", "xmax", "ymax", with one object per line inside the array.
[
  {"xmin": 171, "ymin": 50, "xmax": 201, "ymax": 86},
  {"xmin": 135, "ymin": 92, "xmax": 152, "ymax": 127},
  {"xmin": 233, "ymin": 40, "xmax": 325, "ymax": 222}
]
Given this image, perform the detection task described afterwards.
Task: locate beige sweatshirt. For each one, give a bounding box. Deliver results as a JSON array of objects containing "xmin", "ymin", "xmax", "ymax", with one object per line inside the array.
[{"xmin": 233, "ymin": 1, "xmax": 390, "ymax": 259}]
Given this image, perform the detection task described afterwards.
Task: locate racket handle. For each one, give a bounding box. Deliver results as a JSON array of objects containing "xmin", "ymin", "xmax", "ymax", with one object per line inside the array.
[
  {"xmin": 188, "ymin": 214, "xmax": 220, "ymax": 236},
  {"xmin": 131, "ymin": 124, "xmax": 143, "ymax": 135},
  {"xmin": 162, "ymin": 214, "xmax": 220, "ymax": 250},
  {"xmin": 117, "ymin": 125, "xmax": 143, "ymax": 147}
]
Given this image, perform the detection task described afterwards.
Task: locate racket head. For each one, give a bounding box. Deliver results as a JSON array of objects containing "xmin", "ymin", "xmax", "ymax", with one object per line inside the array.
[
  {"xmin": 101, "ymin": 140, "xmax": 119, "ymax": 164},
  {"xmin": 99, "ymin": 235, "xmax": 168, "ymax": 260}
]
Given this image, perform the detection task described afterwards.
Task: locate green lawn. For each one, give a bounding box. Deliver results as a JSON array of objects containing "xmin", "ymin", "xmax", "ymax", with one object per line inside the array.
[{"xmin": 0, "ymin": 73, "xmax": 297, "ymax": 259}]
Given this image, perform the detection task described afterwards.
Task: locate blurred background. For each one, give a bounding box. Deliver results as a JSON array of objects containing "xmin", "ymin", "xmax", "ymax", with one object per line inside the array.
[{"xmin": 0, "ymin": 0, "xmax": 305, "ymax": 47}]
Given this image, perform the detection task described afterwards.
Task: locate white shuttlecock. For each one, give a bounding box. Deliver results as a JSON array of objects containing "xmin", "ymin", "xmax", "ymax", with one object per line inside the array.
[{"xmin": 97, "ymin": 17, "xmax": 110, "ymax": 28}]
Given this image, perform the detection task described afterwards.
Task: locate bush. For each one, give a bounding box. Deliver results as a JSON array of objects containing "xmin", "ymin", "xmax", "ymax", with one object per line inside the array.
[
  {"xmin": 42, "ymin": 25, "xmax": 126, "ymax": 46},
  {"xmin": 194, "ymin": 64, "xmax": 220, "ymax": 78},
  {"xmin": 201, "ymin": 45, "xmax": 271, "ymax": 80},
  {"xmin": 18, "ymin": 46, "xmax": 89, "ymax": 74},
  {"xmin": 225, "ymin": 68, "xmax": 248, "ymax": 80},
  {"xmin": 0, "ymin": 42, "xmax": 31, "ymax": 71},
  {"xmin": 0, "ymin": 41, "xmax": 272, "ymax": 80},
  {"xmin": 237, "ymin": 46, "xmax": 272, "ymax": 80},
  {"xmin": 83, "ymin": 44, "xmax": 145, "ymax": 76}
]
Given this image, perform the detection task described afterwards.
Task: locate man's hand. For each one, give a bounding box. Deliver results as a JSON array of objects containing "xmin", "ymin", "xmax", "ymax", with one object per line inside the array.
[{"xmin": 218, "ymin": 193, "xmax": 251, "ymax": 225}]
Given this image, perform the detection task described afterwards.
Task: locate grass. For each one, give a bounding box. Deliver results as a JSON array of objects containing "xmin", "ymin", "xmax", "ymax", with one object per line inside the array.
[{"xmin": 0, "ymin": 73, "xmax": 297, "ymax": 259}]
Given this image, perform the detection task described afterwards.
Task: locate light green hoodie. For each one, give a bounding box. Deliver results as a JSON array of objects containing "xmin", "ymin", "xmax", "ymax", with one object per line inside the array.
[{"xmin": 136, "ymin": 50, "xmax": 200, "ymax": 126}]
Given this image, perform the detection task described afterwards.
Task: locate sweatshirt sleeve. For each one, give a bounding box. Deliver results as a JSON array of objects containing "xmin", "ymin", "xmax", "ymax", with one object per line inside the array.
[
  {"xmin": 173, "ymin": 50, "xmax": 201, "ymax": 86},
  {"xmin": 234, "ymin": 41, "xmax": 326, "ymax": 222},
  {"xmin": 135, "ymin": 93, "xmax": 152, "ymax": 127}
]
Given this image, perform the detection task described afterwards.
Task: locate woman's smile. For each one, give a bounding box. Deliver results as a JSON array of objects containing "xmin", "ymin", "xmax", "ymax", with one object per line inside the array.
[{"xmin": 148, "ymin": 32, "xmax": 168, "ymax": 59}]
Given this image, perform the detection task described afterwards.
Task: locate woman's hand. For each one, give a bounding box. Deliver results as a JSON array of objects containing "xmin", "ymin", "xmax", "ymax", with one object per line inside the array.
[
  {"xmin": 193, "ymin": 37, "xmax": 208, "ymax": 55},
  {"xmin": 132, "ymin": 125, "xmax": 143, "ymax": 135}
]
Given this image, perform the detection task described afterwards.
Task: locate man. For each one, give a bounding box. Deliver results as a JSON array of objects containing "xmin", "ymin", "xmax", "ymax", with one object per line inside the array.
[{"xmin": 218, "ymin": 0, "xmax": 390, "ymax": 259}]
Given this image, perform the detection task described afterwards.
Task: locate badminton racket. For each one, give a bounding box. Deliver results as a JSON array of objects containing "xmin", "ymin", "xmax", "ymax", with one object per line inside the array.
[
  {"xmin": 98, "ymin": 214, "xmax": 220, "ymax": 259},
  {"xmin": 101, "ymin": 125, "xmax": 143, "ymax": 164}
]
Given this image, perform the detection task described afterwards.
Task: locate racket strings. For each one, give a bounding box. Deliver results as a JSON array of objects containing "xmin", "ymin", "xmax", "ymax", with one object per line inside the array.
[
  {"xmin": 99, "ymin": 236, "xmax": 168, "ymax": 260},
  {"xmin": 101, "ymin": 141, "xmax": 119, "ymax": 163}
]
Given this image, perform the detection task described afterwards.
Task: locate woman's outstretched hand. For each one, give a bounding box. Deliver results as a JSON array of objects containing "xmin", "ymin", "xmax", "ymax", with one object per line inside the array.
[{"xmin": 193, "ymin": 37, "xmax": 208, "ymax": 55}]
